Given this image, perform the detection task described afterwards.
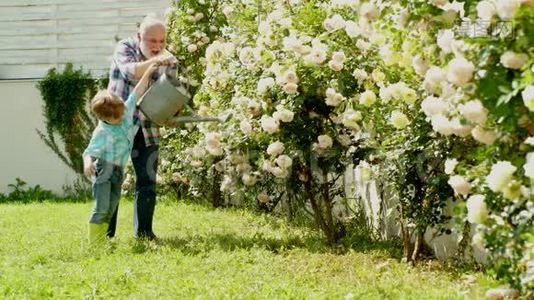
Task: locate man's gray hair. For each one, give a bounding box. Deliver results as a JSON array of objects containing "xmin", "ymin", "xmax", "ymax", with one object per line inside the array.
[{"xmin": 139, "ymin": 14, "xmax": 166, "ymax": 34}]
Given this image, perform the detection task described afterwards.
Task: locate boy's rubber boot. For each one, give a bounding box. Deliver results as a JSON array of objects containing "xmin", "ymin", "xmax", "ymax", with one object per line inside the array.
[{"xmin": 88, "ymin": 223, "xmax": 109, "ymax": 248}]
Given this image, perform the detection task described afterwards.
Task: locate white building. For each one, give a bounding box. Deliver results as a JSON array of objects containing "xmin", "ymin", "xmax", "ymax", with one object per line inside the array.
[{"xmin": 0, "ymin": 0, "xmax": 171, "ymax": 194}]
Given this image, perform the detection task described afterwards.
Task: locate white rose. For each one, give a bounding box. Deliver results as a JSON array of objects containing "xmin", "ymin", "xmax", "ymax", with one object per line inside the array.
[
  {"xmin": 344, "ymin": 20, "xmax": 360, "ymax": 38},
  {"xmin": 412, "ymin": 55, "xmax": 430, "ymax": 77},
  {"xmin": 323, "ymin": 14, "xmax": 345, "ymax": 32},
  {"xmin": 360, "ymin": 3, "xmax": 379, "ymax": 20},
  {"xmin": 451, "ymin": 118, "xmax": 473, "ymax": 137},
  {"xmin": 342, "ymin": 109, "xmax": 362, "ymax": 130},
  {"xmin": 471, "ymin": 126, "xmax": 497, "ymax": 145},
  {"xmin": 282, "ymin": 70, "xmax": 299, "ymax": 84},
  {"xmin": 318, "ymin": 135, "xmax": 333, "ymax": 149},
  {"xmin": 359, "ymin": 90, "xmax": 377, "ymax": 107},
  {"xmin": 205, "ymin": 132, "xmax": 221, "ymax": 149},
  {"xmin": 325, "ymin": 88, "xmax": 344, "ymax": 107},
  {"xmin": 495, "ymin": 0, "xmax": 520, "ymax": 19},
  {"xmin": 352, "ymin": 68, "xmax": 368, "ymax": 82},
  {"xmin": 521, "ymin": 85, "xmax": 534, "ymax": 111},
  {"xmin": 445, "ymin": 158, "xmax": 458, "ymax": 175},
  {"xmin": 257, "ymin": 192, "xmax": 271, "ymax": 203},
  {"xmin": 270, "ymin": 166, "xmax": 289, "ymax": 178},
  {"xmin": 222, "ymin": 6, "xmax": 234, "ymax": 17},
  {"xmin": 283, "ymin": 82, "xmax": 299, "ymax": 94},
  {"xmin": 261, "ymin": 116, "xmax": 280, "ymax": 134},
  {"xmin": 240, "ymin": 120, "xmax": 253, "ymax": 135},
  {"xmin": 389, "ymin": 111, "xmax": 410, "ymax": 129},
  {"xmin": 242, "ymin": 173, "xmax": 257, "ymax": 186},
  {"xmin": 448, "ymin": 175, "xmax": 472, "ymax": 196},
  {"xmin": 257, "ymin": 77, "xmax": 275, "ymax": 94},
  {"xmin": 500, "ymin": 51, "xmax": 529, "ymax": 69},
  {"xmin": 466, "ymin": 194, "xmax": 489, "ymax": 224},
  {"xmin": 424, "ymin": 66, "xmax": 447, "ymax": 94},
  {"xmin": 332, "ymin": 51, "xmax": 346, "ymax": 64},
  {"xmin": 304, "ymin": 47, "xmax": 327, "ymax": 65},
  {"xmin": 206, "ymin": 145, "xmax": 223, "ymax": 156},
  {"xmin": 477, "ymin": 1, "xmax": 496, "ymax": 19},
  {"xmin": 187, "ymin": 44, "xmax": 198, "ymax": 53},
  {"xmin": 431, "ymin": 114, "xmax": 455, "ymax": 136},
  {"xmin": 267, "ymin": 141, "xmax": 285, "ymax": 156},
  {"xmin": 447, "ymin": 56, "xmax": 475, "ymax": 87},
  {"xmin": 459, "ymin": 100, "xmax": 488, "ymax": 125},
  {"xmin": 356, "ymin": 39, "xmax": 371, "ymax": 52},
  {"xmin": 328, "ymin": 60, "xmax": 344, "ymax": 71},
  {"xmin": 273, "ymin": 107, "xmax": 294, "ymax": 123},
  {"xmin": 276, "ymin": 155, "xmax": 293, "ymax": 169},
  {"xmin": 437, "ymin": 29, "xmax": 455, "ymax": 54},
  {"xmin": 524, "ymin": 152, "xmax": 534, "ymax": 179},
  {"xmin": 430, "ymin": 0, "xmax": 448, "ymax": 7},
  {"xmin": 421, "ymin": 96, "xmax": 451, "ymax": 117},
  {"xmin": 486, "ymin": 161, "xmax": 517, "ymax": 192}
]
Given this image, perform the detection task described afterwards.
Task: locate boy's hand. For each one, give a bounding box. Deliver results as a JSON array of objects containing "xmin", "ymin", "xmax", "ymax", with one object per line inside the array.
[
  {"xmin": 152, "ymin": 51, "xmax": 177, "ymax": 67},
  {"xmin": 84, "ymin": 161, "xmax": 96, "ymax": 177}
]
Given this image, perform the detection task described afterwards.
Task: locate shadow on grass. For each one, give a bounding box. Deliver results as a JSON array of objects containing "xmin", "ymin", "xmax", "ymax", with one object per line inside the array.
[{"xmin": 131, "ymin": 230, "xmax": 401, "ymax": 259}]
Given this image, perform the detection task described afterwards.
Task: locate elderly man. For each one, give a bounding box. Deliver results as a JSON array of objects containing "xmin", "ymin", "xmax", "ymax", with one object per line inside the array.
[{"xmin": 107, "ymin": 15, "xmax": 177, "ymax": 240}]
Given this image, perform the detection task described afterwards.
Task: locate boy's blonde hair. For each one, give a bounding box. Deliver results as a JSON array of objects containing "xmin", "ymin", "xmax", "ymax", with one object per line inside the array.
[{"xmin": 90, "ymin": 90, "xmax": 125, "ymax": 121}]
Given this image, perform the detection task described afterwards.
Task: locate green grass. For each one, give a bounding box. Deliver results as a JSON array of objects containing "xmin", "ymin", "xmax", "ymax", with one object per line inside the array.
[{"xmin": 0, "ymin": 201, "xmax": 494, "ymax": 299}]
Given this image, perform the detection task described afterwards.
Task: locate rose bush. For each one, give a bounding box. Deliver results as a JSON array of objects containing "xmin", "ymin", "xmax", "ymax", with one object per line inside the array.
[{"xmin": 161, "ymin": 0, "xmax": 533, "ymax": 292}]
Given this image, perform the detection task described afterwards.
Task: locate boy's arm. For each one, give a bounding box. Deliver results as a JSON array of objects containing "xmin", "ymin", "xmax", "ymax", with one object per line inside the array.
[
  {"xmin": 82, "ymin": 128, "xmax": 108, "ymax": 176},
  {"xmin": 131, "ymin": 62, "xmax": 160, "ymax": 99}
]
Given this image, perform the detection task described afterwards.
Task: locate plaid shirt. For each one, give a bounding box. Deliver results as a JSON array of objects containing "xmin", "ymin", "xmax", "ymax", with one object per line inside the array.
[{"xmin": 108, "ymin": 36, "xmax": 163, "ymax": 146}]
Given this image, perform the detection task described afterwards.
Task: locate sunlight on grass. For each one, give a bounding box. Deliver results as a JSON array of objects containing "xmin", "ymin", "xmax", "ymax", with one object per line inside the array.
[{"xmin": 0, "ymin": 201, "xmax": 493, "ymax": 298}]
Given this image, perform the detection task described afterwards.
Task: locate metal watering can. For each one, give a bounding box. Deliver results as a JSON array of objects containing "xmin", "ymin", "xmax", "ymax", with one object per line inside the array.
[{"xmin": 136, "ymin": 66, "xmax": 231, "ymax": 126}]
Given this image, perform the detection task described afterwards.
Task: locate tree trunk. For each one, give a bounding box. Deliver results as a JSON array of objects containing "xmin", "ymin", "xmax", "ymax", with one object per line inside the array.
[
  {"xmin": 399, "ymin": 204, "xmax": 411, "ymax": 262},
  {"xmin": 411, "ymin": 231, "xmax": 424, "ymax": 262}
]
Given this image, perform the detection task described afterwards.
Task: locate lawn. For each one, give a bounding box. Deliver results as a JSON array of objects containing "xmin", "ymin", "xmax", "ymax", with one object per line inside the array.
[{"xmin": 0, "ymin": 200, "xmax": 493, "ymax": 299}]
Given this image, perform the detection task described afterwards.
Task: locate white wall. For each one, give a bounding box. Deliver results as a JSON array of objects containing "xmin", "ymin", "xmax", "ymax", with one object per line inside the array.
[
  {"xmin": 0, "ymin": 0, "xmax": 171, "ymax": 79},
  {"xmin": 0, "ymin": 80, "xmax": 77, "ymax": 194}
]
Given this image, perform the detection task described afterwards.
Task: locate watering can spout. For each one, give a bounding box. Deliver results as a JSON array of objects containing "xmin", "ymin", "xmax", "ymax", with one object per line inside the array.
[{"xmin": 168, "ymin": 111, "xmax": 233, "ymax": 125}]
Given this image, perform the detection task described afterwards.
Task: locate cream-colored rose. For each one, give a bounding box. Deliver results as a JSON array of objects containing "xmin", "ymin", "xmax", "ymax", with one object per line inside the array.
[
  {"xmin": 448, "ymin": 175, "xmax": 472, "ymax": 196},
  {"xmin": 447, "ymin": 56, "xmax": 475, "ymax": 87},
  {"xmin": 500, "ymin": 51, "xmax": 528, "ymax": 69},
  {"xmin": 471, "ymin": 126, "xmax": 497, "ymax": 145},
  {"xmin": 240, "ymin": 120, "xmax": 252, "ymax": 135},
  {"xmin": 359, "ymin": 90, "xmax": 377, "ymax": 107},
  {"xmin": 524, "ymin": 152, "xmax": 534, "ymax": 179},
  {"xmin": 283, "ymin": 82, "xmax": 299, "ymax": 94},
  {"xmin": 276, "ymin": 155, "xmax": 293, "ymax": 169},
  {"xmin": 389, "ymin": 111, "xmax": 410, "ymax": 129},
  {"xmin": 424, "ymin": 66, "xmax": 446, "ymax": 94},
  {"xmin": 477, "ymin": 0, "xmax": 496, "ymax": 19},
  {"xmin": 267, "ymin": 141, "xmax": 285, "ymax": 156},
  {"xmin": 317, "ymin": 135, "xmax": 333, "ymax": 149},
  {"xmin": 261, "ymin": 116, "xmax": 280, "ymax": 134},
  {"xmin": 495, "ymin": 0, "xmax": 520, "ymax": 20},
  {"xmin": 521, "ymin": 85, "xmax": 534, "ymax": 112},
  {"xmin": 444, "ymin": 158, "xmax": 458, "ymax": 175},
  {"xmin": 421, "ymin": 96, "xmax": 451, "ymax": 117},
  {"xmin": 431, "ymin": 114, "xmax": 454, "ymax": 136},
  {"xmin": 486, "ymin": 161, "xmax": 517, "ymax": 192},
  {"xmin": 466, "ymin": 194, "xmax": 488, "ymax": 224},
  {"xmin": 459, "ymin": 100, "xmax": 488, "ymax": 125}
]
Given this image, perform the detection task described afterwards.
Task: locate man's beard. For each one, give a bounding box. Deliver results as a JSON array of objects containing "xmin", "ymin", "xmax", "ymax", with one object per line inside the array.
[{"xmin": 140, "ymin": 41, "xmax": 161, "ymax": 59}]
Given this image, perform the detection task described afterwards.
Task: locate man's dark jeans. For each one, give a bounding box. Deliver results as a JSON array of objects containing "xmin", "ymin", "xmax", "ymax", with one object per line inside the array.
[{"xmin": 107, "ymin": 129, "xmax": 159, "ymax": 239}]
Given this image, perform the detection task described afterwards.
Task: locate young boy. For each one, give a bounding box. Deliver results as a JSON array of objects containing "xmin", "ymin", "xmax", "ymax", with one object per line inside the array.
[{"xmin": 83, "ymin": 62, "xmax": 159, "ymax": 246}]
